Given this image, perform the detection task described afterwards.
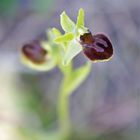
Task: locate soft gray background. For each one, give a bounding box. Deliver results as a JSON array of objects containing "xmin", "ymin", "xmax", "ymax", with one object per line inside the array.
[{"xmin": 0, "ymin": 0, "xmax": 140, "ymax": 139}]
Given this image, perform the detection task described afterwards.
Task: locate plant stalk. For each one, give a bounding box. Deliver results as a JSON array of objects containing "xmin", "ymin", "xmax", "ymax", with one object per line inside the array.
[{"xmin": 58, "ymin": 76, "xmax": 71, "ymax": 135}]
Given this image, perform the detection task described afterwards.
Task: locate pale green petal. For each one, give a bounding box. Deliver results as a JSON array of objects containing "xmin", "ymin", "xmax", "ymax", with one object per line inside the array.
[
  {"xmin": 21, "ymin": 53, "xmax": 56, "ymax": 71},
  {"xmin": 41, "ymin": 41, "xmax": 52, "ymax": 52},
  {"xmin": 54, "ymin": 32, "xmax": 74, "ymax": 43}
]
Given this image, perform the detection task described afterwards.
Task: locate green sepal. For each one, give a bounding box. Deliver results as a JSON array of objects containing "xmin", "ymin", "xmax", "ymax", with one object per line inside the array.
[
  {"xmin": 63, "ymin": 40, "xmax": 82, "ymax": 66},
  {"xmin": 60, "ymin": 11, "xmax": 75, "ymax": 32}
]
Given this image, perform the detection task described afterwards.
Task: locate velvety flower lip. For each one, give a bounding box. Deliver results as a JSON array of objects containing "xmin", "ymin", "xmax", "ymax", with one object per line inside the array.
[
  {"xmin": 22, "ymin": 40, "xmax": 47, "ymax": 64},
  {"xmin": 80, "ymin": 32, "xmax": 113, "ymax": 62}
]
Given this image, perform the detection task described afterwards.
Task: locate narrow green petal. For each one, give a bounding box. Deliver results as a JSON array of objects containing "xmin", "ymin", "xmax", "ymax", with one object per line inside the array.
[
  {"xmin": 60, "ymin": 11, "xmax": 75, "ymax": 32},
  {"xmin": 52, "ymin": 28, "xmax": 61, "ymax": 37},
  {"xmin": 76, "ymin": 8, "xmax": 85, "ymax": 27},
  {"xmin": 54, "ymin": 32, "xmax": 74, "ymax": 43}
]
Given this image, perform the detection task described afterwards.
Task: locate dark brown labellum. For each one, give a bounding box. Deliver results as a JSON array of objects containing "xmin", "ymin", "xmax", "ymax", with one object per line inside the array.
[
  {"xmin": 22, "ymin": 40, "xmax": 47, "ymax": 64},
  {"xmin": 80, "ymin": 32, "xmax": 113, "ymax": 62}
]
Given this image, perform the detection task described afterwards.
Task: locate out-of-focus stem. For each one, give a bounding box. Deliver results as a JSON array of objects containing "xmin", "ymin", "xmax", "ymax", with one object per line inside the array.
[{"xmin": 58, "ymin": 76, "xmax": 71, "ymax": 136}]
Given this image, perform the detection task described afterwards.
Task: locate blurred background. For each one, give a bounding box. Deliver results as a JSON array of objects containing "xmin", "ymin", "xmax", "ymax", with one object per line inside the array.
[{"xmin": 0, "ymin": 0, "xmax": 140, "ymax": 139}]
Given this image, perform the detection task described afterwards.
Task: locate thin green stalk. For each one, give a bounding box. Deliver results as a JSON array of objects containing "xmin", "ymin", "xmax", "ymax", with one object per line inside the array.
[
  {"xmin": 58, "ymin": 77, "xmax": 72, "ymax": 140},
  {"xmin": 57, "ymin": 63, "xmax": 73, "ymax": 137}
]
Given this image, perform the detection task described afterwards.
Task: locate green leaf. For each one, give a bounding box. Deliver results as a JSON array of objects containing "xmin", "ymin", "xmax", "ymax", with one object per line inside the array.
[
  {"xmin": 76, "ymin": 8, "xmax": 85, "ymax": 27},
  {"xmin": 54, "ymin": 32, "xmax": 74, "ymax": 43},
  {"xmin": 60, "ymin": 11, "xmax": 75, "ymax": 32},
  {"xmin": 63, "ymin": 40, "xmax": 82, "ymax": 65},
  {"xmin": 61, "ymin": 62, "xmax": 91, "ymax": 95}
]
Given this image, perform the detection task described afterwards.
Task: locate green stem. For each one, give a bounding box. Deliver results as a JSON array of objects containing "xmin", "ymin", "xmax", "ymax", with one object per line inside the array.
[
  {"xmin": 58, "ymin": 76, "xmax": 71, "ymax": 135},
  {"xmin": 57, "ymin": 62, "xmax": 91, "ymax": 139},
  {"xmin": 57, "ymin": 63, "xmax": 73, "ymax": 138}
]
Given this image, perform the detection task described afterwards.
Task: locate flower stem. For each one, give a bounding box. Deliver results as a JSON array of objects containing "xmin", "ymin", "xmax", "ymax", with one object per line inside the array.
[{"xmin": 58, "ymin": 76, "xmax": 71, "ymax": 135}]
